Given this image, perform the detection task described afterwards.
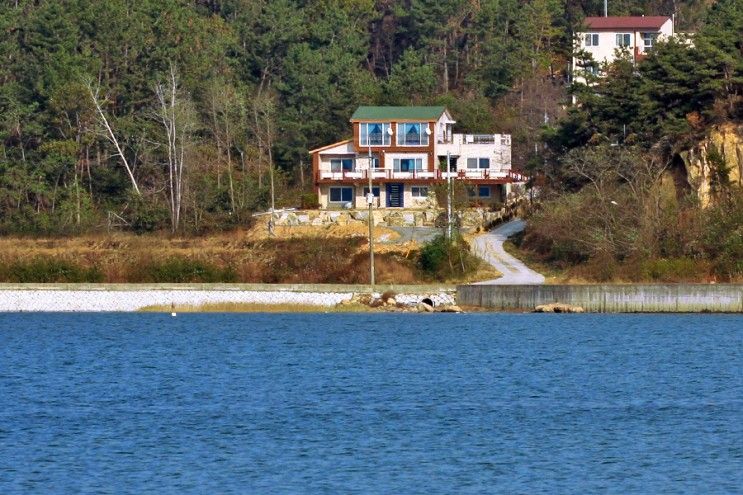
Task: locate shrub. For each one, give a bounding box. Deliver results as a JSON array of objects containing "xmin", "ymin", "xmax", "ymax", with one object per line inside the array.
[
  {"xmin": 419, "ymin": 234, "xmax": 479, "ymax": 281},
  {"xmin": 128, "ymin": 197, "xmax": 169, "ymax": 234},
  {"xmin": 300, "ymin": 193, "xmax": 320, "ymax": 209},
  {"xmin": 639, "ymin": 258, "xmax": 705, "ymax": 282},
  {"xmin": 0, "ymin": 258, "xmax": 104, "ymax": 283}
]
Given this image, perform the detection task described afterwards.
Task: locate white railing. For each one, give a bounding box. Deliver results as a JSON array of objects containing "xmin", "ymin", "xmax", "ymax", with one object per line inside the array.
[{"xmin": 317, "ymin": 168, "xmax": 514, "ymax": 181}]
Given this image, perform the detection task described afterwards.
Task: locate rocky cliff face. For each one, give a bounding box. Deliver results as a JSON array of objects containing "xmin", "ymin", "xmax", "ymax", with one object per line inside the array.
[{"xmin": 678, "ymin": 123, "xmax": 743, "ymax": 206}]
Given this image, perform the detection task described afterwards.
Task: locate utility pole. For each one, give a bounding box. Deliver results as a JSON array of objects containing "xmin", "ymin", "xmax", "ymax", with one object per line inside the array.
[
  {"xmin": 446, "ymin": 150, "xmax": 453, "ymax": 240},
  {"xmin": 367, "ymin": 145, "xmax": 375, "ymax": 287}
]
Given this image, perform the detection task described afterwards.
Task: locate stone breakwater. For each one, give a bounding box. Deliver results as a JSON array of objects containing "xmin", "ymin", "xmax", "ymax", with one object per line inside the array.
[{"xmin": 0, "ymin": 286, "xmax": 455, "ymax": 312}]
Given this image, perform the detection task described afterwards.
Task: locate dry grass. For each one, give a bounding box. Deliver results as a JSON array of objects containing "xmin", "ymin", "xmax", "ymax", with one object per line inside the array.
[
  {"xmin": 502, "ymin": 240, "xmax": 576, "ymax": 284},
  {"xmin": 0, "ymin": 220, "xmax": 500, "ymax": 284},
  {"xmin": 0, "ymin": 226, "xmax": 422, "ymax": 284},
  {"xmin": 139, "ymin": 302, "xmax": 374, "ymax": 313}
]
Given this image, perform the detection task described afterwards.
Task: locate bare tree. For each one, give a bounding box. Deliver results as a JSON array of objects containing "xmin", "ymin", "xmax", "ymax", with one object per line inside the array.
[
  {"xmin": 251, "ymin": 91, "xmax": 277, "ymax": 213},
  {"xmin": 154, "ymin": 66, "xmax": 195, "ymax": 233},
  {"xmin": 86, "ymin": 81, "xmax": 141, "ymax": 195},
  {"xmin": 208, "ymin": 81, "xmax": 248, "ymax": 214}
]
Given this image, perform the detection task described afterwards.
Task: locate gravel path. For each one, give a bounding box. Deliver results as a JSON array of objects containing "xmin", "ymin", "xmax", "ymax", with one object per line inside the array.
[{"xmin": 471, "ymin": 219, "xmax": 545, "ymax": 285}]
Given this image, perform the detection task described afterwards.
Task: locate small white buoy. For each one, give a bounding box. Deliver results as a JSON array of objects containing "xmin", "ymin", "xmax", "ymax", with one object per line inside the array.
[{"xmin": 171, "ymin": 312, "xmax": 177, "ymax": 317}]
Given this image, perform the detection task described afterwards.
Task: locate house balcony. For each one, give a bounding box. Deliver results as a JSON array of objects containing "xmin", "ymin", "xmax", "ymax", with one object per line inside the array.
[
  {"xmin": 437, "ymin": 133, "xmax": 511, "ymax": 165},
  {"xmin": 316, "ymin": 168, "xmax": 520, "ymax": 182}
]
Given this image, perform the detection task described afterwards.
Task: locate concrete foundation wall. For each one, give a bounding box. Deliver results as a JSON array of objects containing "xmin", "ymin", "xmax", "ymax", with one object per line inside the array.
[{"xmin": 457, "ymin": 284, "xmax": 743, "ymax": 312}]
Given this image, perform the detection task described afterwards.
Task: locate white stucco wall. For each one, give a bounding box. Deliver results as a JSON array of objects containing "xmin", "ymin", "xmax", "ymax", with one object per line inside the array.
[{"xmin": 573, "ymin": 19, "xmax": 674, "ymax": 83}]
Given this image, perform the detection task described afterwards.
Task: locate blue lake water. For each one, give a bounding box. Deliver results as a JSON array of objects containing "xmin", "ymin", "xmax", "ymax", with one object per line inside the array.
[{"xmin": 0, "ymin": 313, "xmax": 742, "ymax": 494}]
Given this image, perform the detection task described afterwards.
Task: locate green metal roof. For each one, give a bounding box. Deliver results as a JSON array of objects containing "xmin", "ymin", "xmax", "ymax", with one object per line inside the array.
[{"xmin": 350, "ymin": 106, "xmax": 447, "ymax": 121}]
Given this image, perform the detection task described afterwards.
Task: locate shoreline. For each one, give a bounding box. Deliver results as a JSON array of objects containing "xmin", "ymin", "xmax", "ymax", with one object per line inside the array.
[
  {"xmin": 0, "ymin": 284, "xmax": 456, "ymax": 313},
  {"xmin": 2, "ymin": 283, "xmax": 742, "ymax": 313},
  {"xmin": 458, "ymin": 283, "xmax": 743, "ymax": 313}
]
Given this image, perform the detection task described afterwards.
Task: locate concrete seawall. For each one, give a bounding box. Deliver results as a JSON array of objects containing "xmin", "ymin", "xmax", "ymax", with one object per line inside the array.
[
  {"xmin": 457, "ymin": 284, "xmax": 743, "ymax": 312},
  {"xmin": 0, "ymin": 284, "xmax": 455, "ymax": 312}
]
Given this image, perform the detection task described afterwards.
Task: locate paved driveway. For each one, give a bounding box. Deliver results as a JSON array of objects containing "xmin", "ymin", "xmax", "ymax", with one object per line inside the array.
[{"xmin": 471, "ymin": 219, "xmax": 545, "ymax": 285}]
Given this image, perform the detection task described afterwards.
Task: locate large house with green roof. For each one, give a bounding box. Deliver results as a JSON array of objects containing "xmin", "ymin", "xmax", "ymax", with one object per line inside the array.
[{"xmin": 310, "ymin": 106, "xmax": 518, "ymax": 209}]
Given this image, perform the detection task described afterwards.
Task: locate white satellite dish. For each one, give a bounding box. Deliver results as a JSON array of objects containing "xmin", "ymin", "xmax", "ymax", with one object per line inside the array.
[{"xmin": 425, "ymin": 126, "xmax": 432, "ymax": 135}]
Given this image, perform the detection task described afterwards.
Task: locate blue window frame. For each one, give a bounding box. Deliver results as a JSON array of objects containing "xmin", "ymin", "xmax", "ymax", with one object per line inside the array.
[
  {"xmin": 393, "ymin": 158, "xmax": 423, "ymax": 172},
  {"xmin": 360, "ymin": 123, "xmax": 391, "ymax": 146},
  {"xmin": 397, "ymin": 122, "xmax": 429, "ymax": 146},
  {"xmin": 329, "ymin": 186, "xmax": 353, "ymax": 203},
  {"xmin": 330, "ymin": 158, "xmax": 354, "ymax": 172},
  {"xmin": 478, "ymin": 186, "xmax": 491, "ymax": 198},
  {"xmin": 467, "ymin": 157, "xmax": 490, "ymax": 169}
]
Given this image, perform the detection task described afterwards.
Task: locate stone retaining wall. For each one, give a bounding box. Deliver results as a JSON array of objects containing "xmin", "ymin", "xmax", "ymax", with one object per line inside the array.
[
  {"xmin": 271, "ymin": 207, "xmax": 509, "ymax": 230},
  {"xmin": 457, "ymin": 284, "xmax": 743, "ymax": 312}
]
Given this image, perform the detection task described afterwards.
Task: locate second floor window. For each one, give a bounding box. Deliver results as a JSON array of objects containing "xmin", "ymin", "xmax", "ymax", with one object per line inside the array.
[
  {"xmin": 616, "ymin": 33, "xmax": 631, "ymax": 47},
  {"xmin": 360, "ymin": 123, "xmax": 391, "ymax": 146},
  {"xmin": 393, "ymin": 158, "xmax": 423, "ymax": 172},
  {"xmin": 467, "ymin": 157, "xmax": 490, "ymax": 169},
  {"xmin": 397, "ymin": 123, "xmax": 429, "ymax": 146},
  {"xmin": 330, "ymin": 158, "xmax": 354, "ymax": 172},
  {"xmin": 584, "ymin": 33, "xmax": 599, "ymax": 46}
]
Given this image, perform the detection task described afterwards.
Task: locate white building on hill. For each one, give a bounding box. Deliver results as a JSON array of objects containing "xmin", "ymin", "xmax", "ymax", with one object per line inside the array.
[{"xmin": 573, "ymin": 16, "xmax": 674, "ymax": 84}]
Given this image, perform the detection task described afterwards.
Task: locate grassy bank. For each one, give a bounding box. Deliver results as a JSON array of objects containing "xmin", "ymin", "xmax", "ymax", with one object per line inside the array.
[
  {"xmin": 139, "ymin": 302, "xmax": 374, "ymax": 313},
  {"xmin": 0, "ymin": 228, "xmax": 498, "ymax": 284},
  {"xmin": 505, "ymin": 230, "xmax": 733, "ymax": 284}
]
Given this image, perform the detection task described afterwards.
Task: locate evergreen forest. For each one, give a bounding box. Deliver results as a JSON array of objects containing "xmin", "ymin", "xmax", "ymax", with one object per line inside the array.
[{"xmin": 0, "ymin": 0, "xmax": 740, "ymax": 242}]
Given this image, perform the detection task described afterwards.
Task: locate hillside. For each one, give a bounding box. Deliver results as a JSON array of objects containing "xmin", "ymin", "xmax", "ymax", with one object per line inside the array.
[{"xmin": 0, "ymin": 0, "xmax": 718, "ymax": 235}]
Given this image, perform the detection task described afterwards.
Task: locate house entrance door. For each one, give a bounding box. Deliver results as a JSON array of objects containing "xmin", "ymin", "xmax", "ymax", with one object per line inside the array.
[{"xmin": 386, "ymin": 183, "xmax": 404, "ymax": 207}]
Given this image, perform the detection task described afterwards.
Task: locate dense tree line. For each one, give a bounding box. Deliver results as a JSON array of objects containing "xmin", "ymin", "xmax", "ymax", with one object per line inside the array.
[
  {"xmin": 0, "ymin": 0, "xmax": 719, "ymax": 234},
  {"xmin": 524, "ymin": 0, "xmax": 743, "ymax": 280}
]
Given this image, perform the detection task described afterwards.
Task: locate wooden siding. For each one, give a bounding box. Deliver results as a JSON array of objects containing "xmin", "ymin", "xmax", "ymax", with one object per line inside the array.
[{"xmin": 352, "ymin": 120, "xmax": 436, "ymax": 171}]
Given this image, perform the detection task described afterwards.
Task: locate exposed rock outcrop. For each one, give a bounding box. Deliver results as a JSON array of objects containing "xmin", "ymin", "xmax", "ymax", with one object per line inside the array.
[{"xmin": 678, "ymin": 123, "xmax": 743, "ymax": 207}]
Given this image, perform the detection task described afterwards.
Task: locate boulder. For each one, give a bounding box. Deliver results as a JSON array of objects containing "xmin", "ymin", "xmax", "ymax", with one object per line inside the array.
[
  {"xmin": 436, "ymin": 304, "xmax": 463, "ymax": 313},
  {"xmin": 417, "ymin": 302, "xmax": 435, "ymax": 313},
  {"xmin": 285, "ymin": 213, "xmax": 300, "ymax": 226},
  {"xmin": 384, "ymin": 211, "xmax": 405, "ymax": 226},
  {"xmin": 423, "ymin": 210, "xmax": 437, "ymax": 225},
  {"xmin": 535, "ymin": 303, "xmax": 585, "ymax": 313}
]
